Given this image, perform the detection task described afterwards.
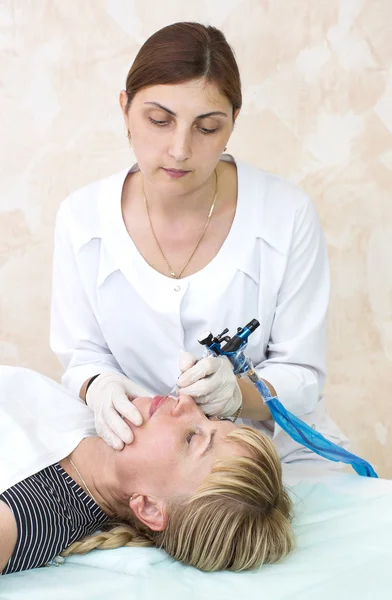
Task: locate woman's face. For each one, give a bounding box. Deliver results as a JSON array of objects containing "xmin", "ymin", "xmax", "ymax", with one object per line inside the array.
[
  {"xmin": 120, "ymin": 78, "xmax": 238, "ymax": 193},
  {"xmin": 115, "ymin": 394, "xmax": 245, "ymax": 499}
]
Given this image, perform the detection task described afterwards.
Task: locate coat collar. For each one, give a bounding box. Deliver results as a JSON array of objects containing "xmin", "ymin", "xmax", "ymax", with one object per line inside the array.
[{"xmin": 92, "ymin": 157, "xmax": 288, "ymax": 287}]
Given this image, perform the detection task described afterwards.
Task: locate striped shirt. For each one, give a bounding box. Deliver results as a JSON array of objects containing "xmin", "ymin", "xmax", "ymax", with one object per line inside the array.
[{"xmin": 0, "ymin": 463, "xmax": 109, "ymax": 574}]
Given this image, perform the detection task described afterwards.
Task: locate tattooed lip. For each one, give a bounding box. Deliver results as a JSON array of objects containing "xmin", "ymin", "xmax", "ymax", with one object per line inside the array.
[{"xmin": 149, "ymin": 395, "xmax": 168, "ymax": 417}]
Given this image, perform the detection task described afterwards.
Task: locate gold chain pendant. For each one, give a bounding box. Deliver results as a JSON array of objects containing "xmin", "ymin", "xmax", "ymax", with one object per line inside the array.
[{"xmin": 143, "ymin": 169, "xmax": 218, "ymax": 279}]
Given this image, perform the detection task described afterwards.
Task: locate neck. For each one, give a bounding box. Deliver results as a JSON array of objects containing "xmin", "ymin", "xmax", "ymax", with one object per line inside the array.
[
  {"xmin": 142, "ymin": 166, "xmax": 218, "ymax": 219},
  {"xmin": 61, "ymin": 438, "xmax": 132, "ymax": 517}
]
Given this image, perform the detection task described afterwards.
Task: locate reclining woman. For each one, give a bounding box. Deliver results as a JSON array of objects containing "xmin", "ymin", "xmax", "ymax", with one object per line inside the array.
[{"xmin": 0, "ymin": 366, "xmax": 294, "ymax": 575}]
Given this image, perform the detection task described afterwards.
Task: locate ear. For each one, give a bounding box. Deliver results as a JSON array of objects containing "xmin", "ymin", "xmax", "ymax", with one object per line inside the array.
[
  {"xmin": 233, "ymin": 108, "xmax": 240, "ymax": 124},
  {"xmin": 129, "ymin": 494, "xmax": 168, "ymax": 532},
  {"xmin": 119, "ymin": 90, "xmax": 130, "ymax": 123}
]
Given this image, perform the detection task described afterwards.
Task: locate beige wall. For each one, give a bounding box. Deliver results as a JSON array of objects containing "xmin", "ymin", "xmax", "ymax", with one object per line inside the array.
[{"xmin": 1, "ymin": 1, "xmax": 391, "ymax": 475}]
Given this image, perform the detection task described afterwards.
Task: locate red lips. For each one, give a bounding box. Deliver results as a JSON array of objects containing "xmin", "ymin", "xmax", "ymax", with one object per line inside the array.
[{"xmin": 149, "ymin": 395, "xmax": 168, "ymax": 417}]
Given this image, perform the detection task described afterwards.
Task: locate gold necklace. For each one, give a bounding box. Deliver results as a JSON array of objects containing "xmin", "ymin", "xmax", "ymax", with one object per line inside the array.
[
  {"xmin": 143, "ymin": 169, "xmax": 218, "ymax": 279},
  {"xmin": 68, "ymin": 457, "xmax": 99, "ymax": 505}
]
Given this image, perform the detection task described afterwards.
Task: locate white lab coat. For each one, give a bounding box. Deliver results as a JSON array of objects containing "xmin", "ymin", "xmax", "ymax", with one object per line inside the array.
[
  {"xmin": 0, "ymin": 366, "xmax": 94, "ymax": 494},
  {"xmin": 50, "ymin": 155, "xmax": 347, "ymax": 462}
]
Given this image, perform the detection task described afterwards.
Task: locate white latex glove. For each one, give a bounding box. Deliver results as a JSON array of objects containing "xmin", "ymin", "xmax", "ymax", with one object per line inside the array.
[
  {"xmin": 177, "ymin": 352, "xmax": 242, "ymax": 418},
  {"xmin": 86, "ymin": 373, "xmax": 152, "ymax": 450}
]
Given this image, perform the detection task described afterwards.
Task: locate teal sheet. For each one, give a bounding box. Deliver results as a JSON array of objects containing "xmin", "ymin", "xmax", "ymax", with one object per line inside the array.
[{"xmin": 1, "ymin": 474, "xmax": 392, "ymax": 600}]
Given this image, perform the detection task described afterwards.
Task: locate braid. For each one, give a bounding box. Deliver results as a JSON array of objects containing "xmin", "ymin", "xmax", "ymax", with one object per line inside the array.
[{"xmin": 61, "ymin": 525, "xmax": 153, "ymax": 557}]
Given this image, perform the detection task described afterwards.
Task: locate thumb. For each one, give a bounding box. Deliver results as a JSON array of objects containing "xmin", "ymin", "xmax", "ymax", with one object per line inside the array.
[{"xmin": 179, "ymin": 351, "xmax": 198, "ymax": 373}]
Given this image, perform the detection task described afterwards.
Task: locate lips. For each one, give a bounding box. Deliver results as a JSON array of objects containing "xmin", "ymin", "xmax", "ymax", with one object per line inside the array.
[
  {"xmin": 162, "ymin": 168, "xmax": 190, "ymax": 178},
  {"xmin": 149, "ymin": 395, "xmax": 168, "ymax": 417}
]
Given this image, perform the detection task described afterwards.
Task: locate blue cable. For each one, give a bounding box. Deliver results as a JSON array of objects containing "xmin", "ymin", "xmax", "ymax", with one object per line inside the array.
[
  {"xmin": 252, "ymin": 378, "xmax": 378, "ymax": 478},
  {"xmin": 213, "ymin": 347, "xmax": 378, "ymax": 478}
]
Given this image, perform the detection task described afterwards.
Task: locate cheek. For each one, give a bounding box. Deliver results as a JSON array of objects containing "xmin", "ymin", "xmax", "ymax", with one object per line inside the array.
[
  {"xmin": 133, "ymin": 136, "xmax": 168, "ymax": 174},
  {"xmin": 136, "ymin": 440, "xmax": 184, "ymax": 495},
  {"xmin": 134, "ymin": 428, "xmax": 179, "ymax": 467},
  {"xmin": 170, "ymin": 460, "xmax": 212, "ymax": 497},
  {"xmin": 132, "ymin": 121, "xmax": 165, "ymax": 147}
]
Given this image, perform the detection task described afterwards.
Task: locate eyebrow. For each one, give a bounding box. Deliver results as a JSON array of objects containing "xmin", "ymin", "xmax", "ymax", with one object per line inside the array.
[
  {"xmin": 201, "ymin": 429, "xmax": 217, "ymax": 458},
  {"xmin": 144, "ymin": 101, "xmax": 228, "ymax": 119}
]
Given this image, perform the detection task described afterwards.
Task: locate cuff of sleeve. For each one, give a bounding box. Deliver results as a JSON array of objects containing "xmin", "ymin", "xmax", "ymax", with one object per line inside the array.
[
  {"xmin": 255, "ymin": 363, "xmax": 320, "ymax": 417},
  {"xmin": 61, "ymin": 364, "xmax": 123, "ymax": 398}
]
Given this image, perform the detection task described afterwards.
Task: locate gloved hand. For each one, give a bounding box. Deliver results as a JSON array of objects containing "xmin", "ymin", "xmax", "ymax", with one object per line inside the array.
[
  {"xmin": 86, "ymin": 372, "xmax": 152, "ymax": 450},
  {"xmin": 177, "ymin": 352, "xmax": 242, "ymax": 418}
]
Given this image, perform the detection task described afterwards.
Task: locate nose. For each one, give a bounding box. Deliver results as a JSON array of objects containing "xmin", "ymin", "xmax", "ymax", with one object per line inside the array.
[
  {"xmin": 168, "ymin": 127, "xmax": 192, "ymax": 162},
  {"xmin": 170, "ymin": 394, "xmax": 196, "ymax": 417}
]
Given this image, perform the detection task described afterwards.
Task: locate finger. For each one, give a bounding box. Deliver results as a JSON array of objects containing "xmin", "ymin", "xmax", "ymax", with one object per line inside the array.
[
  {"xmin": 197, "ymin": 396, "xmax": 232, "ymax": 418},
  {"xmin": 104, "ymin": 405, "xmax": 135, "ymax": 445},
  {"xmin": 122, "ymin": 379, "xmax": 153, "ymax": 400},
  {"xmin": 112, "ymin": 392, "xmax": 144, "ymax": 426},
  {"xmin": 96, "ymin": 421, "xmax": 125, "ymax": 450},
  {"xmin": 179, "ymin": 377, "xmax": 215, "ymax": 399},
  {"xmin": 179, "ymin": 351, "xmax": 198, "ymax": 373},
  {"xmin": 177, "ymin": 357, "xmax": 220, "ymax": 387},
  {"xmin": 199, "ymin": 395, "xmax": 232, "ymax": 417},
  {"xmin": 196, "ymin": 390, "xmax": 225, "ymax": 408},
  {"xmin": 198, "ymin": 403, "xmax": 219, "ymax": 417}
]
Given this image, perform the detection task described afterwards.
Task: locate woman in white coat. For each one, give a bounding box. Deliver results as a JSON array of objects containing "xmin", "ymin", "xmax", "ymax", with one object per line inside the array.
[{"xmin": 50, "ymin": 22, "xmax": 346, "ymax": 461}]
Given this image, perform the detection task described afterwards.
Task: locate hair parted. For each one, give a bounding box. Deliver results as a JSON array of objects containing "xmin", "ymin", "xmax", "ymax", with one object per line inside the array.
[
  {"xmin": 62, "ymin": 426, "xmax": 294, "ymax": 572},
  {"xmin": 124, "ymin": 22, "xmax": 242, "ymax": 118}
]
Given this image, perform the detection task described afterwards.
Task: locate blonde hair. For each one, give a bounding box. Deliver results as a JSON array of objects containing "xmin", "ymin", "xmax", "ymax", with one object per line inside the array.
[{"xmin": 62, "ymin": 426, "xmax": 294, "ymax": 571}]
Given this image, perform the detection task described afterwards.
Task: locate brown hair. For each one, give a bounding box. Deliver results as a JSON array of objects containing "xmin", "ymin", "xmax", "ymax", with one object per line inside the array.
[
  {"xmin": 125, "ymin": 22, "xmax": 242, "ymax": 118},
  {"xmin": 63, "ymin": 426, "xmax": 294, "ymax": 572}
]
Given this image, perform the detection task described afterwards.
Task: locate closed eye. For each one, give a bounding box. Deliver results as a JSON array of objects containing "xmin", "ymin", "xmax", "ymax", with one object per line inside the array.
[
  {"xmin": 186, "ymin": 430, "xmax": 197, "ymax": 444},
  {"xmin": 201, "ymin": 429, "xmax": 216, "ymax": 457},
  {"xmin": 148, "ymin": 117, "xmax": 218, "ymax": 135},
  {"xmin": 149, "ymin": 117, "xmax": 168, "ymax": 127},
  {"xmin": 199, "ymin": 127, "xmax": 218, "ymax": 135}
]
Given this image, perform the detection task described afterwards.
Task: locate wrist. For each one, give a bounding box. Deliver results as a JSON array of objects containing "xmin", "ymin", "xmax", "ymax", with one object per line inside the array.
[
  {"xmin": 237, "ymin": 376, "xmax": 273, "ymax": 421},
  {"xmin": 84, "ymin": 374, "xmax": 101, "ymax": 404},
  {"xmin": 80, "ymin": 374, "xmax": 98, "ymax": 403},
  {"xmin": 86, "ymin": 374, "xmax": 100, "ymax": 393},
  {"xmin": 230, "ymin": 399, "xmax": 243, "ymax": 422}
]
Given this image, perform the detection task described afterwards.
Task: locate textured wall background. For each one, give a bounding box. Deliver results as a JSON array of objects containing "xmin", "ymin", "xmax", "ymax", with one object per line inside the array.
[{"xmin": 0, "ymin": 0, "xmax": 391, "ymax": 475}]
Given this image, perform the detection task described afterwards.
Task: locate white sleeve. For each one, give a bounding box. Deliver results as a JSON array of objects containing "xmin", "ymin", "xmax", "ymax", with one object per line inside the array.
[
  {"xmin": 50, "ymin": 200, "xmax": 124, "ymax": 397},
  {"xmin": 255, "ymin": 197, "xmax": 329, "ymax": 416}
]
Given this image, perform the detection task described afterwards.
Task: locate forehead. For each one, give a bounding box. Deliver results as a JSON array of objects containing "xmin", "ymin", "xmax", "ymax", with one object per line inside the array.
[
  {"xmin": 215, "ymin": 421, "xmax": 257, "ymax": 460},
  {"xmin": 134, "ymin": 78, "xmax": 231, "ymax": 112},
  {"xmin": 213, "ymin": 422, "xmax": 249, "ymax": 457}
]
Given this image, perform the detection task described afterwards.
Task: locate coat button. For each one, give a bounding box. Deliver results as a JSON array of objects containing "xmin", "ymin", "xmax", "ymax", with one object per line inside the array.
[{"xmin": 174, "ymin": 285, "xmax": 181, "ymax": 292}]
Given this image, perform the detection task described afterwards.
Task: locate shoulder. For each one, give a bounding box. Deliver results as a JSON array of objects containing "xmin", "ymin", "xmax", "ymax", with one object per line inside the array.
[
  {"xmin": 0, "ymin": 366, "xmax": 81, "ymax": 405},
  {"xmin": 235, "ymin": 159, "xmax": 321, "ymax": 254},
  {"xmin": 54, "ymin": 168, "xmax": 130, "ymax": 249},
  {"xmin": 237, "ymin": 159, "xmax": 312, "ymax": 214},
  {"xmin": 57, "ymin": 168, "xmax": 128, "ymax": 223}
]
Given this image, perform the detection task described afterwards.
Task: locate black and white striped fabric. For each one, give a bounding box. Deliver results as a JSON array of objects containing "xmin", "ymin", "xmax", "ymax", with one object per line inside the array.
[{"xmin": 0, "ymin": 463, "xmax": 109, "ymax": 574}]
